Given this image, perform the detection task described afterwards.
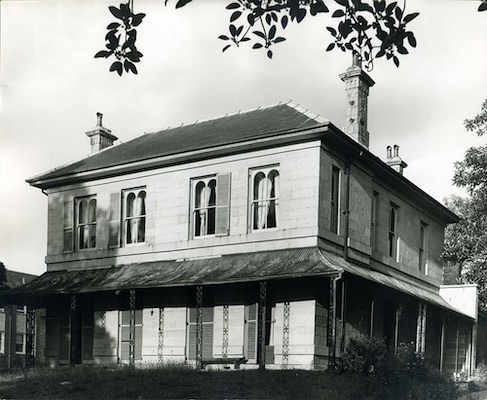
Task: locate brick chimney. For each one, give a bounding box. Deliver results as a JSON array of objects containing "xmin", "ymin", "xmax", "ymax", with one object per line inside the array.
[
  {"xmin": 386, "ymin": 145, "xmax": 407, "ymax": 175},
  {"xmin": 85, "ymin": 113, "xmax": 118, "ymax": 154},
  {"xmin": 339, "ymin": 55, "xmax": 375, "ymax": 149}
]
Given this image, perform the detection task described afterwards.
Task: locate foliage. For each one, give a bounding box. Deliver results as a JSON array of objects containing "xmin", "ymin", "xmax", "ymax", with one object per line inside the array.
[
  {"xmin": 0, "ymin": 261, "xmax": 7, "ymax": 287},
  {"xmin": 340, "ymin": 335, "xmax": 389, "ymax": 374},
  {"xmin": 95, "ymin": 2, "xmax": 145, "ymax": 76},
  {"xmin": 0, "ymin": 362, "xmax": 459, "ymax": 400},
  {"xmin": 444, "ymin": 99, "xmax": 487, "ymax": 309}
]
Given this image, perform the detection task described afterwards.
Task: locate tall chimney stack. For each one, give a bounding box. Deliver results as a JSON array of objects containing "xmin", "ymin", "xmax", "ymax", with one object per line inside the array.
[
  {"xmin": 85, "ymin": 113, "xmax": 118, "ymax": 154},
  {"xmin": 386, "ymin": 144, "xmax": 407, "ymax": 175},
  {"xmin": 339, "ymin": 55, "xmax": 375, "ymax": 149}
]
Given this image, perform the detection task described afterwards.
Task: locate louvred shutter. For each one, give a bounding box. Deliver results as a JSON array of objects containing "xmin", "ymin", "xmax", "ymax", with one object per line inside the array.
[
  {"xmin": 215, "ymin": 173, "xmax": 231, "ymax": 236},
  {"xmin": 63, "ymin": 200, "xmax": 73, "ymax": 253},
  {"xmin": 108, "ymin": 193, "xmax": 121, "ymax": 248}
]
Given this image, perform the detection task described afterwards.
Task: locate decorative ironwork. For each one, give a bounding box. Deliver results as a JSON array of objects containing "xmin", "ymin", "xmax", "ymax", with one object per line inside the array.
[
  {"xmin": 158, "ymin": 308, "xmax": 164, "ymax": 362},
  {"xmin": 70, "ymin": 295, "xmax": 77, "ymax": 311},
  {"xmin": 196, "ymin": 286, "xmax": 203, "ymax": 368},
  {"xmin": 129, "ymin": 289, "xmax": 136, "ymax": 366},
  {"xmin": 328, "ymin": 277, "xmax": 337, "ymax": 367},
  {"xmin": 222, "ymin": 305, "xmax": 229, "ymax": 358},
  {"xmin": 26, "ymin": 308, "xmax": 36, "ymax": 368},
  {"xmin": 101, "ymin": 310, "xmax": 106, "ymax": 326},
  {"xmin": 416, "ymin": 303, "xmax": 427, "ymax": 355},
  {"xmin": 259, "ymin": 281, "xmax": 267, "ymax": 368},
  {"xmin": 282, "ymin": 301, "xmax": 290, "ymax": 365}
]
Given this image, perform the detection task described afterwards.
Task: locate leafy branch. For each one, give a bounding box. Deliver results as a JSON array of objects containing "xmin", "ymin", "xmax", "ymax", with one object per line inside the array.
[{"xmin": 95, "ymin": 2, "xmax": 145, "ymax": 76}]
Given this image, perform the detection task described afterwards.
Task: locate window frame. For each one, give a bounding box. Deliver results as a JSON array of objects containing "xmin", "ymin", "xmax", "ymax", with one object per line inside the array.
[
  {"xmin": 249, "ymin": 165, "xmax": 280, "ymax": 232},
  {"xmin": 419, "ymin": 221, "xmax": 428, "ymax": 274},
  {"xmin": 191, "ymin": 175, "xmax": 217, "ymax": 239},
  {"xmin": 388, "ymin": 202, "xmax": 399, "ymax": 261},
  {"xmin": 371, "ymin": 191, "xmax": 380, "ymax": 251},
  {"xmin": 330, "ymin": 166, "xmax": 341, "ymax": 234},
  {"xmin": 15, "ymin": 333, "xmax": 26, "ymax": 355},
  {"xmin": 122, "ymin": 188, "xmax": 147, "ymax": 246},
  {"xmin": 75, "ymin": 195, "xmax": 97, "ymax": 251}
]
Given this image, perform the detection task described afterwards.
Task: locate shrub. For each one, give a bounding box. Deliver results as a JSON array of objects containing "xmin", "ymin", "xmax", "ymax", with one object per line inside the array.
[{"xmin": 340, "ymin": 335, "xmax": 389, "ymax": 375}]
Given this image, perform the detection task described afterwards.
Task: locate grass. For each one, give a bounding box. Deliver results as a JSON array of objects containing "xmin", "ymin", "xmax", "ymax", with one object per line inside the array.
[{"xmin": 0, "ymin": 364, "xmax": 459, "ymax": 400}]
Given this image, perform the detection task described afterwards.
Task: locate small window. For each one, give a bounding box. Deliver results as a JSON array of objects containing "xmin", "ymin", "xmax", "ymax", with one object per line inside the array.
[
  {"xmin": 388, "ymin": 203, "xmax": 399, "ymax": 261},
  {"xmin": 419, "ymin": 221, "xmax": 428, "ymax": 274},
  {"xmin": 330, "ymin": 166, "xmax": 340, "ymax": 234},
  {"xmin": 192, "ymin": 177, "xmax": 217, "ymax": 237},
  {"xmin": 15, "ymin": 333, "xmax": 26, "ymax": 354},
  {"xmin": 123, "ymin": 189, "xmax": 146, "ymax": 245},
  {"xmin": 250, "ymin": 166, "xmax": 279, "ymax": 231},
  {"xmin": 76, "ymin": 196, "xmax": 97, "ymax": 250}
]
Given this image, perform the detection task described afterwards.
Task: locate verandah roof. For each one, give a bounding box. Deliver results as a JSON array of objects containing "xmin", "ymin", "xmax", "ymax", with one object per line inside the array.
[{"xmin": 1, "ymin": 247, "xmax": 469, "ymax": 318}]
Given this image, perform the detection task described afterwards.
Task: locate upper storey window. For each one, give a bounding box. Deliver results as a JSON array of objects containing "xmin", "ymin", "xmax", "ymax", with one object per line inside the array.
[
  {"xmin": 388, "ymin": 203, "xmax": 399, "ymax": 261},
  {"xmin": 330, "ymin": 166, "xmax": 340, "ymax": 234},
  {"xmin": 191, "ymin": 174, "xmax": 231, "ymax": 238},
  {"xmin": 76, "ymin": 196, "xmax": 97, "ymax": 250},
  {"xmin": 250, "ymin": 166, "xmax": 279, "ymax": 231},
  {"xmin": 124, "ymin": 189, "xmax": 146, "ymax": 245},
  {"xmin": 419, "ymin": 221, "xmax": 428, "ymax": 274},
  {"xmin": 192, "ymin": 177, "xmax": 217, "ymax": 237}
]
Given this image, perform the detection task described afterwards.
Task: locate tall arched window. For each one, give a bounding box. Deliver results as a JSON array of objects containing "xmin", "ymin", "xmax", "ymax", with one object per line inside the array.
[
  {"xmin": 193, "ymin": 177, "xmax": 217, "ymax": 237},
  {"xmin": 125, "ymin": 189, "xmax": 146, "ymax": 244},
  {"xmin": 76, "ymin": 196, "xmax": 97, "ymax": 249},
  {"xmin": 251, "ymin": 166, "xmax": 279, "ymax": 230}
]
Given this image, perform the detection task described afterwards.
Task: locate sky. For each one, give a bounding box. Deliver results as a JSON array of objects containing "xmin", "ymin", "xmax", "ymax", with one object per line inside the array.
[{"xmin": 1, "ymin": 0, "xmax": 486, "ymax": 276}]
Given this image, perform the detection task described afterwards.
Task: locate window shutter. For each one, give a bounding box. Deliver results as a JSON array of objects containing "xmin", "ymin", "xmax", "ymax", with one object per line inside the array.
[
  {"xmin": 215, "ymin": 173, "xmax": 231, "ymax": 237},
  {"xmin": 187, "ymin": 308, "xmax": 197, "ymax": 360},
  {"xmin": 245, "ymin": 303, "xmax": 258, "ymax": 362},
  {"xmin": 108, "ymin": 193, "xmax": 121, "ymax": 248},
  {"xmin": 63, "ymin": 200, "xmax": 73, "ymax": 253},
  {"xmin": 202, "ymin": 307, "xmax": 214, "ymax": 359}
]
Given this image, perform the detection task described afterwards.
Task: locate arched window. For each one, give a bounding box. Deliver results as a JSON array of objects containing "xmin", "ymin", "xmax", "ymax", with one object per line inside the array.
[
  {"xmin": 193, "ymin": 177, "xmax": 217, "ymax": 237},
  {"xmin": 251, "ymin": 166, "xmax": 279, "ymax": 230},
  {"xmin": 76, "ymin": 196, "xmax": 97, "ymax": 249},
  {"xmin": 125, "ymin": 189, "xmax": 146, "ymax": 244}
]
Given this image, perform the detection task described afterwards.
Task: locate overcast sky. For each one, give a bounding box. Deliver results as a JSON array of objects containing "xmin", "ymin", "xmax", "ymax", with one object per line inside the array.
[{"xmin": 1, "ymin": 0, "xmax": 486, "ymax": 276}]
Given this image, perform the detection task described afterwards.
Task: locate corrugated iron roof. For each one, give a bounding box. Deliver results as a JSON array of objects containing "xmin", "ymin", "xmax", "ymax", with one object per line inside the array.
[
  {"xmin": 2, "ymin": 247, "xmax": 470, "ymax": 318},
  {"xmin": 28, "ymin": 103, "xmax": 325, "ymax": 184}
]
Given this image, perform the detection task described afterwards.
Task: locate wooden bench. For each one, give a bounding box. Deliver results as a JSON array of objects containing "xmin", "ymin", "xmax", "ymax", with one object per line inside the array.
[{"xmin": 201, "ymin": 357, "xmax": 248, "ymax": 369}]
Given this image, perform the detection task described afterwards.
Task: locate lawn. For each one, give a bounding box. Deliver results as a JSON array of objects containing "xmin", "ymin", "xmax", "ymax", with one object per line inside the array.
[{"xmin": 0, "ymin": 364, "xmax": 460, "ymax": 400}]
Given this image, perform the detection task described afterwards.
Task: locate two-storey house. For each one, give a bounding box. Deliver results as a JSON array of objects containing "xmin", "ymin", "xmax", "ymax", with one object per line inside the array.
[{"xmin": 6, "ymin": 59, "xmax": 476, "ymax": 374}]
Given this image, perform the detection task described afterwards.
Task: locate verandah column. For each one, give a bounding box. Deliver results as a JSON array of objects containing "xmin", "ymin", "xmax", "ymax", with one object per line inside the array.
[
  {"xmin": 416, "ymin": 303, "xmax": 427, "ymax": 355},
  {"xmin": 196, "ymin": 285, "xmax": 203, "ymax": 369},
  {"xmin": 129, "ymin": 289, "xmax": 136, "ymax": 367},
  {"xmin": 69, "ymin": 294, "xmax": 80, "ymax": 365},
  {"xmin": 26, "ymin": 308, "xmax": 36, "ymax": 368},
  {"xmin": 259, "ymin": 281, "xmax": 267, "ymax": 369}
]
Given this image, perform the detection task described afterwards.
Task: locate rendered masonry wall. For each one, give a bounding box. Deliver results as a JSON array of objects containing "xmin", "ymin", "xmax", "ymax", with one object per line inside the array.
[{"xmin": 45, "ymin": 142, "xmax": 323, "ymax": 271}]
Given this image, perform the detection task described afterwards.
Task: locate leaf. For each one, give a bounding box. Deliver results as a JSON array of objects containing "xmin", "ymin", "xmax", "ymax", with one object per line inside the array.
[
  {"xmin": 107, "ymin": 22, "xmax": 120, "ymax": 29},
  {"xmin": 218, "ymin": 35, "xmax": 230, "ymax": 41},
  {"xmin": 222, "ymin": 44, "xmax": 231, "ymax": 52},
  {"xmin": 385, "ymin": 2, "xmax": 397, "ymax": 15},
  {"xmin": 332, "ymin": 9, "xmax": 345, "ymax": 18},
  {"xmin": 230, "ymin": 11, "xmax": 242, "ymax": 22},
  {"xmin": 126, "ymin": 50, "xmax": 143, "ymax": 62},
  {"xmin": 230, "ymin": 24, "xmax": 238, "ymax": 37},
  {"xmin": 124, "ymin": 60, "xmax": 138, "ymax": 74},
  {"xmin": 335, "ymin": 0, "xmax": 348, "ymax": 6},
  {"xmin": 274, "ymin": 37, "xmax": 286, "ymax": 44},
  {"xmin": 395, "ymin": 6, "xmax": 403, "ymax": 21},
  {"xmin": 326, "ymin": 26, "xmax": 337, "ymax": 36},
  {"xmin": 373, "ymin": 0, "xmax": 385, "ymax": 12},
  {"xmin": 406, "ymin": 32, "xmax": 417, "ymax": 48},
  {"xmin": 271, "ymin": 12, "xmax": 278, "ymax": 22},
  {"xmin": 132, "ymin": 13, "xmax": 146, "ymax": 27},
  {"xmin": 175, "ymin": 0, "xmax": 193, "ymax": 8},
  {"xmin": 94, "ymin": 50, "xmax": 112, "ymax": 58},
  {"xmin": 266, "ymin": 14, "xmax": 272, "ymax": 25},
  {"xmin": 248, "ymin": 14, "xmax": 255, "ymax": 26},
  {"xmin": 326, "ymin": 43, "xmax": 335, "ymax": 51},
  {"xmin": 110, "ymin": 61, "xmax": 123, "ymax": 76},
  {"xmin": 267, "ymin": 49, "xmax": 273, "ymax": 59},
  {"xmin": 269, "ymin": 25, "xmax": 276, "ymax": 40},
  {"xmin": 376, "ymin": 49, "xmax": 385, "ymax": 58},
  {"xmin": 108, "ymin": 6, "xmax": 123, "ymax": 20},
  {"xmin": 120, "ymin": 3, "xmax": 131, "ymax": 18},
  {"xmin": 226, "ymin": 2, "xmax": 240, "ymax": 9},
  {"xmin": 393, "ymin": 55, "xmax": 399, "ymax": 67},
  {"xmin": 479, "ymin": 1, "xmax": 487, "ymax": 12},
  {"xmin": 253, "ymin": 43, "xmax": 263, "ymax": 49},
  {"xmin": 281, "ymin": 15, "xmax": 288, "ymax": 29},
  {"xmin": 310, "ymin": 0, "xmax": 329, "ymax": 15},
  {"xmin": 403, "ymin": 12, "xmax": 419, "ymax": 24},
  {"xmin": 253, "ymin": 30, "xmax": 266, "ymax": 40}
]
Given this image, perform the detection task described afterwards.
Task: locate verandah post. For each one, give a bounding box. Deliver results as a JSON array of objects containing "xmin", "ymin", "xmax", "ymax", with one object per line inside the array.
[
  {"xmin": 196, "ymin": 285, "xmax": 203, "ymax": 369},
  {"xmin": 259, "ymin": 281, "xmax": 267, "ymax": 369},
  {"xmin": 129, "ymin": 289, "xmax": 136, "ymax": 367}
]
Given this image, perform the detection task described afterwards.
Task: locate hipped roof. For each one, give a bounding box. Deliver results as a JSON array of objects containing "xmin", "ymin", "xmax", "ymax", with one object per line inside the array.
[{"xmin": 2, "ymin": 247, "xmax": 470, "ymax": 319}]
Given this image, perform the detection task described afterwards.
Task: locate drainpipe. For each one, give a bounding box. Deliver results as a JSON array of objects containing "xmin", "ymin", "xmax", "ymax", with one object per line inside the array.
[{"xmin": 343, "ymin": 151, "xmax": 363, "ymax": 261}]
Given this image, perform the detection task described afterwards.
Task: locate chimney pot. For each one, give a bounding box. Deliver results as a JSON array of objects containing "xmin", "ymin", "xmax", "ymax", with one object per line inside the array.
[
  {"xmin": 387, "ymin": 146, "xmax": 392, "ymax": 159},
  {"xmin": 96, "ymin": 112, "xmax": 103, "ymax": 127}
]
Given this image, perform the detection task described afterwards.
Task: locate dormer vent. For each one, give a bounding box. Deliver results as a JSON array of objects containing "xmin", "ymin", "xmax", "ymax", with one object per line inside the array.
[
  {"xmin": 386, "ymin": 144, "xmax": 408, "ymax": 175},
  {"xmin": 85, "ymin": 112, "xmax": 118, "ymax": 154}
]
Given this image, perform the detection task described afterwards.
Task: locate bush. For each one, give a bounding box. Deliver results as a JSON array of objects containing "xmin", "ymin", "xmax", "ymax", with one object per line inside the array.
[{"xmin": 340, "ymin": 335, "xmax": 389, "ymax": 375}]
